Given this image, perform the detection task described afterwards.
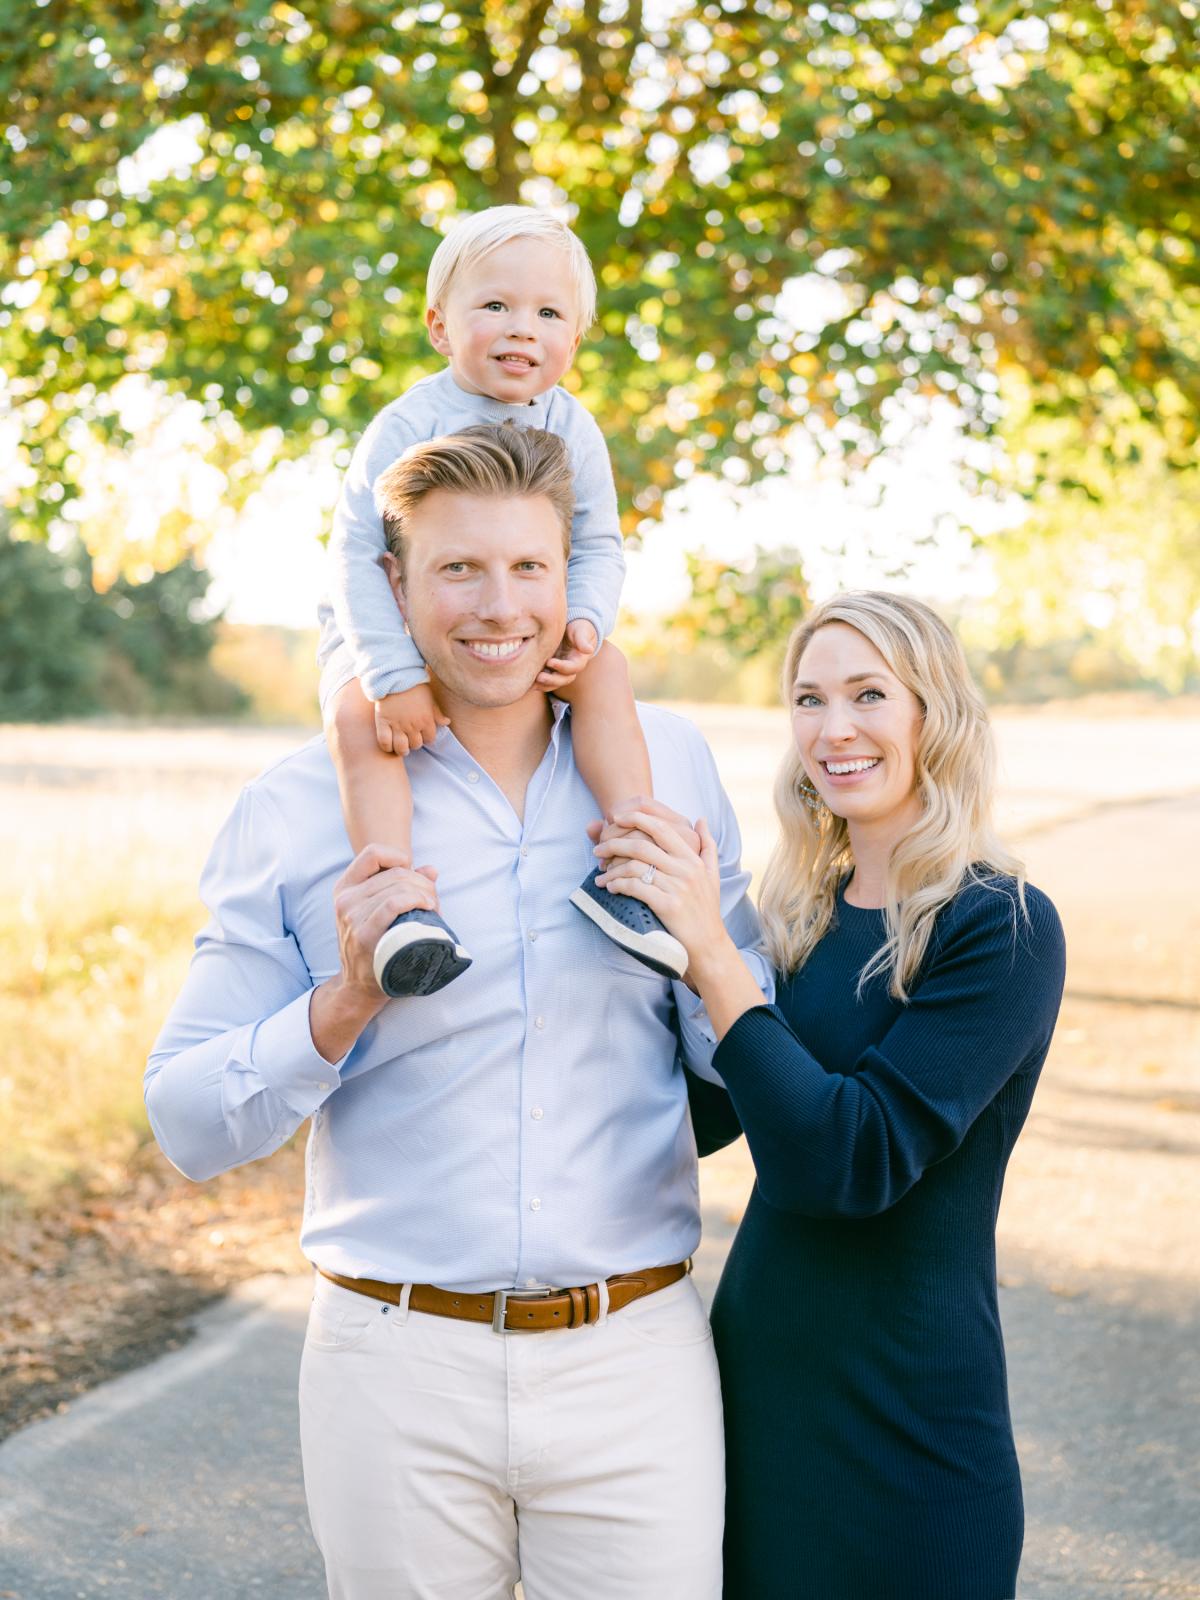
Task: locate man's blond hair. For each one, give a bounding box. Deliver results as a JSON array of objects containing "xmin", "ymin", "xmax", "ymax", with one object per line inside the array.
[
  {"xmin": 425, "ymin": 205, "xmax": 597, "ymax": 331},
  {"xmin": 374, "ymin": 422, "xmax": 575, "ymax": 576}
]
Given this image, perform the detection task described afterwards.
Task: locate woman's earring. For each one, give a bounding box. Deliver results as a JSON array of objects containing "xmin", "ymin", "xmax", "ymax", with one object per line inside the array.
[{"xmin": 799, "ymin": 775, "xmax": 825, "ymax": 815}]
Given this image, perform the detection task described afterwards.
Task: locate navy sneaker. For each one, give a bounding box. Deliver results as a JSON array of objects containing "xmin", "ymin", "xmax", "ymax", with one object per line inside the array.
[
  {"xmin": 372, "ymin": 909, "xmax": 472, "ymax": 999},
  {"xmin": 569, "ymin": 867, "xmax": 688, "ymax": 979}
]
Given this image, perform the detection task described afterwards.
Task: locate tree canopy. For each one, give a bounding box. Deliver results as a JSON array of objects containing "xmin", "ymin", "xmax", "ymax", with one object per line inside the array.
[{"xmin": 3, "ymin": 0, "xmax": 1199, "ymax": 575}]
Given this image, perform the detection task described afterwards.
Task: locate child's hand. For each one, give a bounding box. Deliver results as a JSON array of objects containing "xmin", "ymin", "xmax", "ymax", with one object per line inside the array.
[
  {"xmin": 536, "ymin": 619, "xmax": 599, "ymax": 692},
  {"xmin": 374, "ymin": 684, "xmax": 450, "ymax": 756}
]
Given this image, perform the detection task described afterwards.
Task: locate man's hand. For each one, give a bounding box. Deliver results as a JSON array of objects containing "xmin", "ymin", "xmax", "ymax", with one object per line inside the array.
[
  {"xmin": 310, "ymin": 846, "xmax": 441, "ymax": 1060},
  {"xmin": 536, "ymin": 618, "xmax": 599, "ymax": 692},
  {"xmin": 374, "ymin": 684, "xmax": 450, "ymax": 756}
]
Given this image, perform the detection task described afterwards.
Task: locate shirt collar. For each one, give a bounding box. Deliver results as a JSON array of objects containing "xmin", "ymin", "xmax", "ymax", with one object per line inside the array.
[{"xmin": 424, "ymin": 697, "xmax": 570, "ymax": 771}]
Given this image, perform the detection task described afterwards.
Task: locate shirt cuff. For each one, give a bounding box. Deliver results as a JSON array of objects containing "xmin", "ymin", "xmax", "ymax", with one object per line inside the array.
[
  {"xmin": 247, "ymin": 991, "xmax": 347, "ymax": 1118},
  {"xmin": 565, "ymin": 604, "xmax": 605, "ymax": 649},
  {"xmin": 361, "ymin": 661, "xmax": 430, "ymax": 701},
  {"xmin": 673, "ymin": 981, "xmax": 725, "ymax": 1086}
]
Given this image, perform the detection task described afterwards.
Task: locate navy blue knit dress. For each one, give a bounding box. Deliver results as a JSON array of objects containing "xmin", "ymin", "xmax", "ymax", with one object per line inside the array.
[{"xmin": 691, "ymin": 877, "xmax": 1065, "ymax": 1600}]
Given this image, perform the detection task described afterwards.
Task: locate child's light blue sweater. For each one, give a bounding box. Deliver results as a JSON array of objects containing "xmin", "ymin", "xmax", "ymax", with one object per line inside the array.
[{"xmin": 317, "ymin": 367, "xmax": 624, "ymax": 708}]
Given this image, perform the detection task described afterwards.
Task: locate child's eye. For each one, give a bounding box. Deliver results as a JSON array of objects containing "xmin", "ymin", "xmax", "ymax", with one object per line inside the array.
[
  {"xmin": 538, "ymin": 306, "xmax": 562, "ymax": 319},
  {"xmin": 483, "ymin": 300, "xmax": 505, "ymax": 312}
]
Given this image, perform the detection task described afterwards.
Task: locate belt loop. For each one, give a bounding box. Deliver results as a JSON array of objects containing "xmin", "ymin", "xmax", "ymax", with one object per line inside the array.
[
  {"xmin": 595, "ymin": 1276, "xmax": 610, "ymax": 1327},
  {"xmin": 396, "ymin": 1281, "xmax": 413, "ymax": 1325}
]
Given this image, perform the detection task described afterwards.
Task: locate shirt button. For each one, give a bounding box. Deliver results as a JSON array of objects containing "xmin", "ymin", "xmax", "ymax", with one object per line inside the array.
[
  {"xmin": 534, "ymin": 1016, "xmax": 545, "ymax": 1030},
  {"xmin": 528, "ymin": 929, "xmax": 538, "ymax": 942},
  {"xmin": 529, "ymin": 1197, "xmax": 542, "ymax": 1212},
  {"xmin": 530, "ymin": 1106, "xmax": 544, "ymax": 1120},
  {"xmin": 520, "ymin": 845, "xmax": 529, "ymax": 858},
  {"xmin": 467, "ymin": 771, "xmax": 480, "ymax": 784}
]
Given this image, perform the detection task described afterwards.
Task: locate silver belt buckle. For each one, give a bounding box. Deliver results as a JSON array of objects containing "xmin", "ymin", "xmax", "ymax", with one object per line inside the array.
[{"xmin": 492, "ymin": 1285, "xmax": 559, "ymax": 1334}]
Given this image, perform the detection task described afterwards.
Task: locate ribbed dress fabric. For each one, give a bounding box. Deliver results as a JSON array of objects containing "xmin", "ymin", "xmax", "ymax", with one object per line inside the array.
[{"xmin": 693, "ymin": 877, "xmax": 1066, "ymax": 1600}]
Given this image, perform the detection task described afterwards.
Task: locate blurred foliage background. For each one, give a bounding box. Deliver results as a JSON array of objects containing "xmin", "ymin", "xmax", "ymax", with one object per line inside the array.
[{"xmin": 2, "ymin": 0, "xmax": 1199, "ymax": 715}]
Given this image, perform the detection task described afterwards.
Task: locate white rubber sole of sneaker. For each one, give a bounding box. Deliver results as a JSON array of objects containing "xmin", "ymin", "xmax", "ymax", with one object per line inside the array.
[
  {"xmin": 372, "ymin": 923, "xmax": 471, "ymax": 994},
  {"xmin": 568, "ymin": 888, "xmax": 688, "ymax": 979}
]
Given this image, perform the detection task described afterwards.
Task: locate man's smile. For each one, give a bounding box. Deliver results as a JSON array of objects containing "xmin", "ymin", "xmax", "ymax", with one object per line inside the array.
[{"xmin": 458, "ymin": 636, "xmax": 530, "ymax": 661}]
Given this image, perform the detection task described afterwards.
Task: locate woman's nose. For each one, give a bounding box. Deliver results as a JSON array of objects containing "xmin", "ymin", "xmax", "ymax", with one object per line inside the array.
[{"xmin": 822, "ymin": 702, "xmax": 858, "ymax": 741}]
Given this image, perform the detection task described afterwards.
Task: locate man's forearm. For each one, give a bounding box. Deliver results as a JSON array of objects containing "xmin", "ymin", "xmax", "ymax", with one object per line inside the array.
[{"xmin": 309, "ymin": 975, "xmax": 387, "ymax": 1064}]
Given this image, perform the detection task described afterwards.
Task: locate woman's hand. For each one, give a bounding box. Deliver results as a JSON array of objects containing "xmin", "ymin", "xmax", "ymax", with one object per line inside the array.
[
  {"xmin": 593, "ymin": 808, "xmax": 730, "ymax": 974},
  {"xmin": 594, "ymin": 806, "xmax": 767, "ymax": 1037}
]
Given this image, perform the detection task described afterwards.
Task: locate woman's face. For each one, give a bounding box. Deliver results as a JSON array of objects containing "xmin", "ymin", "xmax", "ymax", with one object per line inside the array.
[{"xmin": 791, "ymin": 622, "xmax": 926, "ymax": 835}]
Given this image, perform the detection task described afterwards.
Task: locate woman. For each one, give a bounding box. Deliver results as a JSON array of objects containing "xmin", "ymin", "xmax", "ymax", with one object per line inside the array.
[{"xmin": 593, "ymin": 591, "xmax": 1066, "ymax": 1599}]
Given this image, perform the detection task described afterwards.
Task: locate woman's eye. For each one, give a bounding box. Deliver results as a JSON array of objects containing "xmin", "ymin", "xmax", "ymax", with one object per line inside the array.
[
  {"xmin": 858, "ymin": 688, "xmax": 885, "ymax": 702},
  {"xmin": 794, "ymin": 694, "xmax": 821, "ymax": 709}
]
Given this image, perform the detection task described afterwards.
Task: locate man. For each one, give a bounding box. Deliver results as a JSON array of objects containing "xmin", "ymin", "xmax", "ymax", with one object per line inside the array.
[{"xmin": 145, "ymin": 422, "xmax": 769, "ymax": 1600}]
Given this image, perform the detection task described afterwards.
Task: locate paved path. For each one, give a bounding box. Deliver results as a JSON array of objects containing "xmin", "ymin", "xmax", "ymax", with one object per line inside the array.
[{"xmin": 2, "ymin": 756, "xmax": 1197, "ymax": 1597}]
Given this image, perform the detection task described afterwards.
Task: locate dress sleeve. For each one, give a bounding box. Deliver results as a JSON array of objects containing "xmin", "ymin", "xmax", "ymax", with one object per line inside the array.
[{"xmin": 711, "ymin": 886, "xmax": 1066, "ymax": 1218}]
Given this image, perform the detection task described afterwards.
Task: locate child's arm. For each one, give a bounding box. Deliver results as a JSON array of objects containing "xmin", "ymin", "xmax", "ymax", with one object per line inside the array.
[
  {"xmin": 326, "ymin": 409, "xmax": 431, "ymax": 704},
  {"xmin": 554, "ymin": 400, "xmax": 626, "ymax": 650},
  {"xmin": 325, "ymin": 679, "xmax": 416, "ymax": 860}
]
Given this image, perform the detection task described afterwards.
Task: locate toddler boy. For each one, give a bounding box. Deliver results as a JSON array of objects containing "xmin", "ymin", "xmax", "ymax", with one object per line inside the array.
[{"xmin": 317, "ymin": 206, "xmax": 687, "ymax": 996}]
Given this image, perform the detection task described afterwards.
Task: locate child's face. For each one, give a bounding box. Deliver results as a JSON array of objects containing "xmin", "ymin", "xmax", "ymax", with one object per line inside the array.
[{"xmin": 426, "ymin": 237, "xmax": 583, "ymax": 404}]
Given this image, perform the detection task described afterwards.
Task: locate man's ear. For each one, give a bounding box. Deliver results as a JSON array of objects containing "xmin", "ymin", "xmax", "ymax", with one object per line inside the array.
[
  {"xmin": 382, "ymin": 551, "xmax": 409, "ymax": 630},
  {"xmin": 426, "ymin": 304, "xmax": 451, "ymax": 358}
]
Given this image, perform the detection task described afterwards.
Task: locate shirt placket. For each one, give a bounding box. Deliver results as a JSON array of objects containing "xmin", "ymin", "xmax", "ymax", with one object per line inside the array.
[{"xmin": 510, "ymin": 715, "xmax": 566, "ymax": 1289}]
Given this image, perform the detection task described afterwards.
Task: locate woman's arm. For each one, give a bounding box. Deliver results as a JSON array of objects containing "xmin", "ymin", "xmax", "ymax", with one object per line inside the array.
[
  {"xmin": 593, "ymin": 810, "xmax": 766, "ymax": 1039},
  {"xmin": 593, "ymin": 815, "xmax": 1066, "ymax": 1218},
  {"xmin": 712, "ymin": 887, "xmax": 1065, "ymax": 1217}
]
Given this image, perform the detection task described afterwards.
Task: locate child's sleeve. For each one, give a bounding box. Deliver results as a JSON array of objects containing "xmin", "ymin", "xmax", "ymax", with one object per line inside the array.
[
  {"xmin": 324, "ymin": 408, "xmax": 429, "ymax": 702},
  {"xmin": 561, "ymin": 404, "xmax": 626, "ymax": 645}
]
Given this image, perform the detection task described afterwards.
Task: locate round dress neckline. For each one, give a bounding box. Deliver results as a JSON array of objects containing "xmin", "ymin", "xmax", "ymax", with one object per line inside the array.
[{"xmin": 837, "ymin": 876, "xmax": 886, "ymax": 916}]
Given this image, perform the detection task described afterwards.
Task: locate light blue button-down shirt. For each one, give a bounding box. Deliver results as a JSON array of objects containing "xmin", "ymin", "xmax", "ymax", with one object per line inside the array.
[{"xmin": 145, "ymin": 702, "xmax": 770, "ymax": 1293}]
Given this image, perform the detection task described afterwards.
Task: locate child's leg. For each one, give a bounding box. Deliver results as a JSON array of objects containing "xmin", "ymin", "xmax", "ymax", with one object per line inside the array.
[
  {"xmin": 553, "ymin": 642, "xmax": 652, "ymax": 817},
  {"xmin": 324, "ymin": 679, "xmax": 471, "ymax": 998},
  {"xmin": 560, "ymin": 644, "xmax": 688, "ymax": 980},
  {"xmin": 325, "ymin": 679, "xmax": 413, "ymax": 860}
]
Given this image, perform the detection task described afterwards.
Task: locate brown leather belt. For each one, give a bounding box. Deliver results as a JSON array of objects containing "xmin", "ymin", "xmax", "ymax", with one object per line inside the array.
[{"xmin": 317, "ymin": 1260, "xmax": 690, "ymax": 1333}]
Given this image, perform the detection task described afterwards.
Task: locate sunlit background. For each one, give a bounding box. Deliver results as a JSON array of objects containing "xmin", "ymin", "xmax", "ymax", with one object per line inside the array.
[{"xmin": 2, "ymin": 7, "xmax": 1198, "ymax": 1587}]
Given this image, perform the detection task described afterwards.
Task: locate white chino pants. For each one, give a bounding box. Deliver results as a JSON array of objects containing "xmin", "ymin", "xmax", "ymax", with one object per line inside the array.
[{"xmin": 298, "ymin": 1271, "xmax": 724, "ymax": 1600}]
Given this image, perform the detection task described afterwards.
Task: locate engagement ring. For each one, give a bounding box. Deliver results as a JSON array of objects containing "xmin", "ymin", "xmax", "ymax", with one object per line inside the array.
[{"xmin": 641, "ymin": 865, "xmax": 656, "ymax": 884}]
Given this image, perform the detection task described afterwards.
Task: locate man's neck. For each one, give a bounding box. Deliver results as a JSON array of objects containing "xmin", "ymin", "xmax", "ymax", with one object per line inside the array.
[{"xmin": 435, "ymin": 682, "xmax": 555, "ymax": 820}]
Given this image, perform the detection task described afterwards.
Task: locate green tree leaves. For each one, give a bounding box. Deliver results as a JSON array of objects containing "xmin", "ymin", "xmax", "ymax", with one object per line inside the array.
[{"xmin": 4, "ymin": 1, "xmax": 1198, "ymax": 577}]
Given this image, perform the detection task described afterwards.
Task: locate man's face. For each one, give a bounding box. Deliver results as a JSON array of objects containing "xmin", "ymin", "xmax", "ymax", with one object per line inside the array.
[{"xmin": 388, "ymin": 489, "xmax": 568, "ymax": 710}]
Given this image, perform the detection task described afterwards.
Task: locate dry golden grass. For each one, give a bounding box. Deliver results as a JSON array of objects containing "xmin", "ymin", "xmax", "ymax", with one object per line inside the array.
[{"xmin": 0, "ymin": 725, "xmax": 303, "ymax": 1210}]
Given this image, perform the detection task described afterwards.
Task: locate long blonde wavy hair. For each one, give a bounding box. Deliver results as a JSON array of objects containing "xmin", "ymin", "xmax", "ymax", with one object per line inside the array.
[{"xmin": 757, "ymin": 591, "xmax": 1024, "ymax": 1000}]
